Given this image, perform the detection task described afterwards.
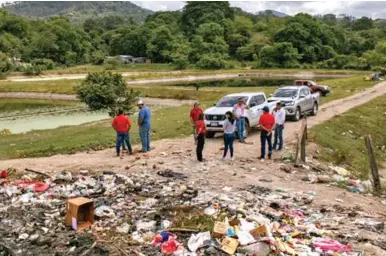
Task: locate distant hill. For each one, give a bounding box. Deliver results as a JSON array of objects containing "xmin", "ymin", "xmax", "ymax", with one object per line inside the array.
[
  {"xmin": 2, "ymin": 1, "xmax": 153, "ymax": 23},
  {"xmin": 258, "ymin": 9, "xmax": 289, "ymax": 18}
]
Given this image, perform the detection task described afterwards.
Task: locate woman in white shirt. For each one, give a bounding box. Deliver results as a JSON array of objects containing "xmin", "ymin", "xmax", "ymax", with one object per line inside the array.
[{"xmin": 223, "ymin": 111, "xmax": 236, "ymax": 160}]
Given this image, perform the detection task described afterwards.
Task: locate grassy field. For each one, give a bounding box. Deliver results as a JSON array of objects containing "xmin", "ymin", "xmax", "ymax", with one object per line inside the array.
[
  {"xmin": 0, "ymin": 98, "xmax": 81, "ymax": 113},
  {"xmin": 309, "ymin": 96, "xmax": 386, "ymax": 179},
  {"xmin": 0, "ymin": 76, "xmax": 377, "ymax": 105},
  {"xmin": 0, "ymin": 105, "xmax": 192, "ymax": 159},
  {"xmin": 7, "ymin": 63, "xmax": 369, "ymax": 77},
  {"xmin": 0, "ymin": 79, "xmax": 79, "ymax": 94}
]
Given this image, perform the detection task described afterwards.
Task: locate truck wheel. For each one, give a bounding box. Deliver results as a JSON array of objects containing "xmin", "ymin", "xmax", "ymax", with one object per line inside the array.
[
  {"xmin": 205, "ymin": 131, "xmax": 215, "ymax": 138},
  {"xmin": 292, "ymin": 107, "xmax": 301, "ymax": 121},
  {"xmin": 311, "ymin": 102, "xmax": 318, "ymax": 116}
]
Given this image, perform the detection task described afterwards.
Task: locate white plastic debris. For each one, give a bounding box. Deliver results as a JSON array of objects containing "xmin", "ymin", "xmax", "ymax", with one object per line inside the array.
[
  {"xmin": 187, "ymin": 231, "xmax": 211, "ymax": 252},
  {"xmin": 136, "ymin": 220, "xmax": 157, "ymax": 232},
  {"xmin": 95, "ymin": 205, "xmax": 115, "ymax": 218},
  {"xmin": 116, "ymin": 223, "xmax": 130, "ymax": 234}
]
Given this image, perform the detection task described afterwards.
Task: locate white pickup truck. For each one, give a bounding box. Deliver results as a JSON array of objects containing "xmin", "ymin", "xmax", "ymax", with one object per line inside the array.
[{"xmin": 203, "ymin": 92, "xmax": 278, "ymax": 138}]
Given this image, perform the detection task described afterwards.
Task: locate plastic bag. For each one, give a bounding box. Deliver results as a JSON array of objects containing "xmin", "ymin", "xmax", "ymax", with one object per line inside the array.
[
  {"xmin": 187, "ymin": 232, "xmax": 211, "ymax": 252},
  {"xmin": 313, "ymin": 238, "xmax": 352, "ymax": 252}
]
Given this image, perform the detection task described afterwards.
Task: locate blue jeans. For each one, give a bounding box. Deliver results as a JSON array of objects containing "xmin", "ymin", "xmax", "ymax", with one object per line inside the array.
[
  {"xmin": 273, "ymin": 124, "xmax": 284, "ymax": 150},
  {"xmin": 139, "ymin": 126, "xmax": 150, "ymax": 152},
  {"xmin": 260, "ymin": 130, "xmax": 272, "ymax": 159},
  {"xmin": 236, "ymin": 118, "xmax": 245, "ymax": 142},
  {"xmin": 223, "ymin": 133, "xmax": 234, "ymax": 158},
  {"xmin": 116, "ymin": 132, "xmax": 132, "ymax": 154}
]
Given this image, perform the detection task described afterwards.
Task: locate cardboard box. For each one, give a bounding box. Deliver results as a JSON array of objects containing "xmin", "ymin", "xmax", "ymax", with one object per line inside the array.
[
  {"xmin": 249, "ymin": 224, "xmax": 272, "ymax": 239},
  {"xmin": 221, "ymin": 237, "xmax": 239, "ymax": 255},
  {"xmin": 212, "ymin": 221, "xmax": 227, "ymax": 238},
  {"xmin": 66, "ymin": 197, "xmax": 94, "ymax": 231}
]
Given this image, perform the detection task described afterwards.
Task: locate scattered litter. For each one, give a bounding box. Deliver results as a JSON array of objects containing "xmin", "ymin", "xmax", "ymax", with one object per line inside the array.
[{"xmin": 187, "ymin": 232, "xmax": 211, "ymax": 252}]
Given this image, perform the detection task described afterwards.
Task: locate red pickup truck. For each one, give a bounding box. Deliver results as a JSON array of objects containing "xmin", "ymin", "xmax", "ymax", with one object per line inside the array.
[{"xmin": 294, "ymin": 80, "xmax": 330, "ymax": 96}]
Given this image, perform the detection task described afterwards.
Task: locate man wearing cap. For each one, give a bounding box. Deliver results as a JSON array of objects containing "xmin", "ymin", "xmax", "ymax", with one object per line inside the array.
[
  {"xmin": 233, "ymin": 97, "xmax": 249, "ymax": 143},
  {"xmin": 258, "ymin": 106, "xmax": 275, "ymax": 160},
  {"xmin": 273, "ymin": 102, "xmax": 286, "ymax": 151},
  {"xmin": 137, "ymin": 100, "xmax": 151, "ymax": 152},
  {"xmin": 190, "ymin": 102, "xmax": 203, "ymax": 143}
]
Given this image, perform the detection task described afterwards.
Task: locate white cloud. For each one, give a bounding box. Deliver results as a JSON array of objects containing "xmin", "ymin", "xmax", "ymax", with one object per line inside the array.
[{"xmin": 132, "ymin": 1, "xmax": 386, "ymax": 19}]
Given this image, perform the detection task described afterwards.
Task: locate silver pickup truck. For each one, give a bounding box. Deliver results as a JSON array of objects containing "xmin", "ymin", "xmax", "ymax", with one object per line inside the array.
[{"xmin": 268, "ymin": 86, "xmax": 320, "ymax": 121}]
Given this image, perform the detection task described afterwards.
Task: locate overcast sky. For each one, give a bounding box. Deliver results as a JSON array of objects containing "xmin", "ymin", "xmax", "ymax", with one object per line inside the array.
[{"xmin": 132, "ymin": 1, "xmax": 386, "ymax": 19}]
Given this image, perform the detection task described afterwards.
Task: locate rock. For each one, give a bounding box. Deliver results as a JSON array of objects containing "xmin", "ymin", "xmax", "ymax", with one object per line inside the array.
[
  {"xmin": 29, "ymin": 234, "xmax": 39, "ymax": 242},
  {"xmin": 19, "ymin": 233, "xmax": 29, "ymax": 240},
  {"xmin": 280, "ymin": 165, "xmax": 293, "ymax": 173}
]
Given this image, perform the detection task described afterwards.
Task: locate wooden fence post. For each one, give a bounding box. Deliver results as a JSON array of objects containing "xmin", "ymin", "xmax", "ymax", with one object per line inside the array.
[
  {"xmin": 364, "ymin": 135, "xmax": 381, "ymax": 194},
  {"xmin": 294, "ymin": 118, "xmax": 307, "ymax": 166}
]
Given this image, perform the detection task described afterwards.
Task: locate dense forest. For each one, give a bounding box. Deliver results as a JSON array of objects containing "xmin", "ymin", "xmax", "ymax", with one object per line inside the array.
[
  {"xmin": 1, "ymin": 1, "xmax": 386, "ymax": 74},
  {"xmin": 2, "ymin": 1, "xmax": 153, "ymax": 23}
]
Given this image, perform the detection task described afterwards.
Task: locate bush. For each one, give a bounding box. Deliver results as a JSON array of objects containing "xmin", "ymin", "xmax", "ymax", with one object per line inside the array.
[
  {"xmin": 75, "ymin": 72, "xmax": 139, "ymax": 117},
  {"xmin": 104, "ymin": 58, "xmax": 120, "ymax": 70},
  {"xmin": 196, "ymin": 53, "xmax": 227, "ymax": 69},
  {"xmin": 0, "ymin": 52, "xmax": 13, "ymax": 78},
  {"xmin": 31, "ymin": 59, "xmax": 55, "ymax": 70},
  {"xmin": 91, "ymin": 50, "xmax": 105, "ymax": 65}
]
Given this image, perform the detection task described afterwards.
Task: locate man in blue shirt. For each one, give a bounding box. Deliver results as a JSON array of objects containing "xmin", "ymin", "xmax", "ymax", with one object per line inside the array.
[{"xmin": 137, "ymin": 100, "xmax": 151, "ymax": 152}]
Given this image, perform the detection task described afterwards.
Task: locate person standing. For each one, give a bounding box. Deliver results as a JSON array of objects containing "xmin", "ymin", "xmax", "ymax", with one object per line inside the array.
[
  {"xmin": 258, "ymin": 106, "xmax": 275, "ymax": 160},
  {"xmin": 233, "ymin": 97, "xmax": 249, "ymax": 143},
  {"xmin": 112, "ymin": 109, "xmax": 132, "ymax": 156},
  {"xmin": 138, "ymin": 100, "xmax": 151, "ymax": 152},
  {"xmin": 222, "ymin": 111, "xmax": 236, "ymax": 160},
  {"xmin": 195, "ymin": 113, "xmax": 206, "ymax": 162},
  {"xmin": 273, "ymin": 102, "xmax": 286, "ymax": 151},
  {"xmin": 190, "ymin": 102, "xmax": 203, "ymax": 143}
]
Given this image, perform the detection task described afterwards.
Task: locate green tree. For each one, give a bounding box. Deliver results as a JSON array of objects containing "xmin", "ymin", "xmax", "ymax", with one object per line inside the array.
[
  {"xmin": 170, "ymin": 36, "xmax": 191, "ymax": 70},
  {"xmin": 259, "ymin": 42, "xmax": 301, "ymax": 68},
  {"xmin": 190, "ymin": 22, "xmax": 229, "ymax": 64},
  {"xmin": 146, "ymin": 25, "xmax": 174, "ymax": 63},
  {"xmin": 180, "ymin": 1, "xmax": 234, "ymax": 37},
  {"xmin": 75, "ymin": 72, "xmax": 139, "ymax": 117},
  {"xmin": 91, "ymin": 50, "xmax": 105, "ymax": 65},
  {"xmin": 352, "ymin": 17, "xmax": 373, "ymax": 31},
  {"xmin": 0, "ymin": 52, "xmax": 13, "ymax": 78}
]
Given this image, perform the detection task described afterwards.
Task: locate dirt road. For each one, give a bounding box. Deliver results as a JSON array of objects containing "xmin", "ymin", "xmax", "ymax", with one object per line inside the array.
[
  {"xmin": 6, "ymin": 71, "xmax": 354, "ymax": 84},
  {"xmin": 2, "ymin": 81, "xmax": 386, "ymax": 209},
  {"xmin": 0, "ymin": 92, "xmax": 195, "ymax": 106}
]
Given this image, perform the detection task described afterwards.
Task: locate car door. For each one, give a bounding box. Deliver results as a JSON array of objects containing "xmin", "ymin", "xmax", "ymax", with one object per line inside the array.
[
  {"xmin": 298, "ymin": 88, "xmax": 308, "ymax": 113},
  {"xmin": 303, "ymin": 87, "xmax": 313, "ymax": 111},
  {"xmin": 248, "ymin": 96, "xmax": 260, "ymax": 126},
  {"xmin": 254, "ymin": 95, "xmax": 267, "ymax": 125}
]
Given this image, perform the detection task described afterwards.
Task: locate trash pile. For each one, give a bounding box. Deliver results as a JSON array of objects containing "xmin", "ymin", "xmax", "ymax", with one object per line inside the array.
[
  {"xmin": 306, "ymin": 165, "xmax": 374, "ymax": 194},
  {"xmin": 0, "ymin": 168, "xmax": 383, "ymax": 255}
]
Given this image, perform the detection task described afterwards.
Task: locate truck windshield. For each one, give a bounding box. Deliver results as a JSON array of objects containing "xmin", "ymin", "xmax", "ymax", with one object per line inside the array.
[
  {"xmin": 273, "ymin": 89, "xmax": 298, "ymax": 98},
  {"xmin": 216, "ymin": 96, "xmax": 248, "ymax": 107}
]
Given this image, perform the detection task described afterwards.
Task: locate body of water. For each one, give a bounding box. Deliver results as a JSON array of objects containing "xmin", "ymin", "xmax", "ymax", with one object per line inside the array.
[{"xmin": 0, "ymin": 111, "xmax": 110, "ymax": 134}]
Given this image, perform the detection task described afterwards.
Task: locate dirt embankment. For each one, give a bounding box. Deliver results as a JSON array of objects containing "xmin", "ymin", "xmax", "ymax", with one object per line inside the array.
[{"xmin": 6, "ymin": 71, "xmax": 355, "ymax": 84}]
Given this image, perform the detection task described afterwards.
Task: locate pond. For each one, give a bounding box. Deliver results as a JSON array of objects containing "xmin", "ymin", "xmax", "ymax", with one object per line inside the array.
[
  {"xmin": 0, "ymin": 110, "xmax": 109, "ymax": 134},
  {"xmin": 171, "ymin": 77, "xmax": 336, "ymax": 88}
]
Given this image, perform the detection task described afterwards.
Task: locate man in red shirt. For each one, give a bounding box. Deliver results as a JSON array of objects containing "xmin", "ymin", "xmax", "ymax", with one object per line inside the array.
[
  {"xmin": 190, "ymin": 102, "xmax": 203, "ymax": 143},
  {"xmin": 112, "ymin": 109, "xmax": 132, "ymax": 156},
  {"xmin": 195, "ymin": 113, "xmax": 206, "ymax": 162},
  {"xmin": 258, "ymin": 106, "xmax": 275, "ymax": 160}
]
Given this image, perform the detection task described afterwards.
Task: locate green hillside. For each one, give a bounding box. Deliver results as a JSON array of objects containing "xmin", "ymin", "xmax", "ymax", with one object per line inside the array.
[{"xmin": 2, "ymin": 1, "xmax": 153, "ymax": 23}]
